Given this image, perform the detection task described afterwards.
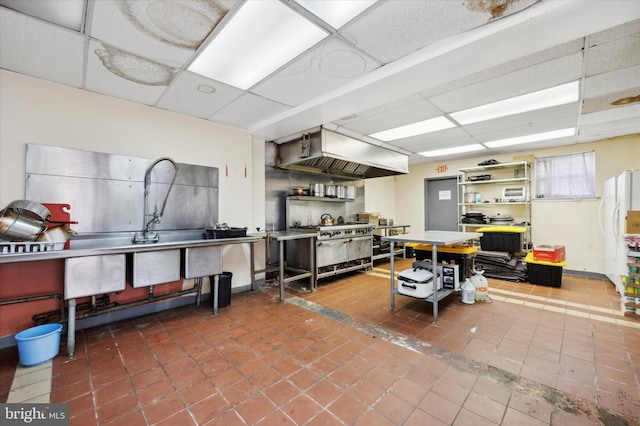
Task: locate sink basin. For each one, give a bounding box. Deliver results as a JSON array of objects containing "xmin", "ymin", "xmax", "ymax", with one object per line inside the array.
[{"xmin": 70, "ymin": 230, "xmax": 207, "ymax": 249}]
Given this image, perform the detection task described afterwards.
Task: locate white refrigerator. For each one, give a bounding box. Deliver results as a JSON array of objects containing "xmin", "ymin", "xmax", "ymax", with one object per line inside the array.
[{"xmin": 600, "ymin": 169, "xmax": 640, "ymax": 295}]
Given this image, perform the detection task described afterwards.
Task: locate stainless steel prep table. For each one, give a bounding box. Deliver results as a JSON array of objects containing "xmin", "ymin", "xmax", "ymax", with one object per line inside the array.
[
  {"xmin": 382, "ymin": 231, "xmax": 482, "ymax": 321},
  {"xmin": 374, "ymin": 225, "xmax": 410, "ymax": 260},
  {"xmin": 0, "ymin": 235, "xmax": 260, "ymax": 355},
  {"xmin": 272, "ymin": 231, "xmax": 317, "ymax": 302}
]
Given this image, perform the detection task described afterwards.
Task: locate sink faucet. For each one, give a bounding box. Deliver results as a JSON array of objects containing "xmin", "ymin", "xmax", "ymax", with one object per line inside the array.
[{"xmin": 133, "ymin": 157, "xmax": 179, "ymax": 243}]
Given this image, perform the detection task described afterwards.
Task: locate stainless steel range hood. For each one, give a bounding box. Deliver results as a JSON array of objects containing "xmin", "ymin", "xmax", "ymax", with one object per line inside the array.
[{"xmin": 276, "ymin": 129, "xmax": 409, "ymax": 179}]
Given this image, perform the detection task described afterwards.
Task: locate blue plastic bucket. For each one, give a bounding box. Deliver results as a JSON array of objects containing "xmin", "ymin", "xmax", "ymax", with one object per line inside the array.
[{"xmin": 14, "ymin": 323, "xmax": 63, "ymax": 367}]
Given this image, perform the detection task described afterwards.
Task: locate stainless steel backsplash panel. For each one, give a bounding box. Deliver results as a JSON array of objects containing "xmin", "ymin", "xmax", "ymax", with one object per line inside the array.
[{"xmin": 25, "ymin": 144, "xmax": 219, "ymax": 233}]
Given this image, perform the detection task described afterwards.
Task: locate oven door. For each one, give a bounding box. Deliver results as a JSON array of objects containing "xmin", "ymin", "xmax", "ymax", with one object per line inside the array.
[
  {"xmin": 317, "ymin": 239, "xmax": 348, "ymax": 267},
  {"xmin": 347, "ymin": 236, "xmax": 372, "ymax": 262}
]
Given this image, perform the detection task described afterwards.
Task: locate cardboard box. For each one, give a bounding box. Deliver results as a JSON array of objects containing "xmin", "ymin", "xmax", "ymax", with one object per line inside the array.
[
  {"xmin": 626, "ymin": 211, "xmax": 640, "ymax": 234},
  {"xmin": 357, "ymin": 212, "xmax": 380, "ymax": 224},
  {"xmin": 533, "ymin": 245, "xmax": 566, "ymax": 263}
]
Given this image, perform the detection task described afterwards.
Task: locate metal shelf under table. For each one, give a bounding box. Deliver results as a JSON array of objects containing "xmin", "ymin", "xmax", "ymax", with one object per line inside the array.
[{"xmin": 382, "ymin": 230, "xmax": 482, "ymax": 321}]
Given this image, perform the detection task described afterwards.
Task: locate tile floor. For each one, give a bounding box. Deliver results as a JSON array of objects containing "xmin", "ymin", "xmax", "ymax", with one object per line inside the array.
[{"xmin": 2, "ymin": 258, "xmax": 640, "ymax": 425}]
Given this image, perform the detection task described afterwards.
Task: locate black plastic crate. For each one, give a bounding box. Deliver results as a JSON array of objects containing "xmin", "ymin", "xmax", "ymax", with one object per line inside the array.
[
  {"xmin": 205, "ymin": 227, "xmax": 247, "ymax": 239},
  {"xmin": 479, "ymin": 232, "xmax": 523, "ymax": 252},
  {"xmin": 527, "ymin": 262, "xmax": 562, "ymax": 287}
]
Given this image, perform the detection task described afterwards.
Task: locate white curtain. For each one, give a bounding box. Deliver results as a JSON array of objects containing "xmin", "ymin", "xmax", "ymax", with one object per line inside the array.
[{"xmin": 535, "ymin": 151, "xmax": 595, "ymax": 199}]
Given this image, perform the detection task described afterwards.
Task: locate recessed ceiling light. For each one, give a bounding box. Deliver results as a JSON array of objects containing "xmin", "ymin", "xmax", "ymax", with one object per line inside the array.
[
  {"xmin": 295, "ymin": 0, "xmax": 377, "ymax": 28},
  {"xmin": 483, "ymin": 128, "xmax": 575, "ymax": 148},
  {"xmin": 450, "ymin": 81, "xmax": 580, "ymax": 125},
  {"xmin": 188, "ymin": 1, "xmax": 328, "ymax": 90},
  {"xmin": 370, "ymin": 116, "xmax": 456, "ymax": 141},
  {"xmin": 419, "ymin": 144, "xmax": 485, "ymax": 157}
]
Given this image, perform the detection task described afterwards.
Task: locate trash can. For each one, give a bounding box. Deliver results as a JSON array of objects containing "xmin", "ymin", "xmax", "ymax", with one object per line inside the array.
[{"xmin": 210, "ymin": 272, "xmax": 232, "ymax": 308}]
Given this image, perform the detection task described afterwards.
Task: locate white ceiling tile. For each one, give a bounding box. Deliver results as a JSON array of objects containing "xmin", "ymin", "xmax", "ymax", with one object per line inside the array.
[
  {"xmin": 392, "ymin": 129, "xmax": 475, "ymax": 152},
  {"xmin": 89, "ymin": 0, "xmax": 231, "ymax": 68},
  {"xmin": 584, "ymin": 33, "xmax": 640, "ymax": 77},
  {"xmin": 0, "ymin": 7, "xmax": 84, "ymax": 87},
  {"xmin": 85, "ymin": 40, "xmax": 168, "ymax": 105},
  {"xmin": 208, "ymin": 92, "xmax": 290, "ymax": 129},
  {"xmin": 419, "ymin": 39, "xmax": 584, "ymax": 99},
  {"xmin": 582, "ymin": 88, "xmax": 640, "ymax": 114},
  {"xmin": 251, "ymin": 37, "xmax": 381, "ymax": 106},
  {"xmin": 341, "ymin": 0, "xmax": 537, "ymax": 64},
  {"xmin": 580, "ymin": 104, "xmax": 640, "ymax": 126},
  {"xmin": 428, "ymin": 54, "xmax": 583, "ymax": 113},
  {"xmin": 583, "ymin": 65, "xmax": 640, "ymax": 99},
  {"xmin": 578, "ymin": 115, "xmax": 640, "ymax": 142},
  {"xmin": 155, "ymin": 71, "xmax": 243, "ymax": 119},
  {"xmin": 586, "ymin": 19, "xmax": 639, "ymax": 45}
]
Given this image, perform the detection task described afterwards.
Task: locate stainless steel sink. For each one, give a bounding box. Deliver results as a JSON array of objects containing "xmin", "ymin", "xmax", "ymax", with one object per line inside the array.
[{"xmin": 70, "ymin": 230, "xmax": 207, "ymax": 249}]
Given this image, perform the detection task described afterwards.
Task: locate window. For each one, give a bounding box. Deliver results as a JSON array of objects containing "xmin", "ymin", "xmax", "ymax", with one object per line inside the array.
[{"xmin": 535, "ymin": 151, "xmax": 595, "ymax": 199}]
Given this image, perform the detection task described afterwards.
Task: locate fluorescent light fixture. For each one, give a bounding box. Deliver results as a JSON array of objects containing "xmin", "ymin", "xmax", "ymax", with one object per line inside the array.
[
  {"xmin": 419, "ymin": 144, "xmax": 485, "ymax": 157},
  {"xmin": 1, "ymin": 0, "xmax": 85, "ymax": 31},
  {"xmin": 484, "ymin": 128, "xmax": 576, "ymax": 148},
  {"xmin": 189, "ymin": 1, "xmax": 328, "ymax": 90},
  {"xmin": 450, "ymin": 81, "xmax": 580, "ymax": 125},
  {"xmin": 370, "ymin": 116, "xmax": 456, "ymax": 141},
  {"xmin": 296, "ymin": 0, "xmax": 377, "ymax": 28}
]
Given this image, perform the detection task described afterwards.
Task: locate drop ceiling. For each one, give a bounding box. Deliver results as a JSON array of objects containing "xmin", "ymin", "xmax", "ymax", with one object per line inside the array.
[{"xmin": 1, "ymin": 0, "xmax": 639, "ymax": 165}]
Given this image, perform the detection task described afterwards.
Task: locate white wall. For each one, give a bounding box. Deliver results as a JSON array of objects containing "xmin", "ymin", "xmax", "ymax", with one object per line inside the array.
[
  {"xmin": 374, "ymin": 134, "xmax": 640, "ymax": 275},
  {"xmin": 0, "ymin": 70, "xmax": 266, "ymax": 288}
]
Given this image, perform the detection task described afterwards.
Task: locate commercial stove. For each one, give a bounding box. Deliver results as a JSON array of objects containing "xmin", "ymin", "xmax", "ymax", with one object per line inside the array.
[{"xmin": 287, "ymin": 223, "xmax": 374, "ymax": 279}]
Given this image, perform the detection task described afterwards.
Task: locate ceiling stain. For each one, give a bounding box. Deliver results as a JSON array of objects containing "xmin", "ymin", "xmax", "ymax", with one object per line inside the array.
[
  {"xmin": 464, "ymin": 0, "xmax": 516, "ymax": 19},
  {"xmin": 95, "ymin": 44, "xmax": 176, "ymax": 85},
  {"xmin": 319, "ymin": 50, "xmax": 368, "ymax": 79},
  {"xmin": 115, "ymin": 0, "xmax": 230, "ymax": 50}
]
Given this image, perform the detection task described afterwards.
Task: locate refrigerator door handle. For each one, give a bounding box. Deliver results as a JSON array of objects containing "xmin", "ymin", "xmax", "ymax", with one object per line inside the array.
[
  {"xmin": 613, "ymin": 202, "xmax": 620, "ymax": 239},
  {"xmin": 598, "ymin": 195, "xmax": 606, "ymax": 236}
]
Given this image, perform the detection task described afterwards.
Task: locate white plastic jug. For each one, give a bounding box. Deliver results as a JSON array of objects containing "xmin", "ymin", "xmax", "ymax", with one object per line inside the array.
[
  {"xmin": 471, "ymin": 269, "xmax": 488, "ymax": 302},
  {"xmin": 461, "ymin": 278, "xmax": 475, "ymax": 304}
]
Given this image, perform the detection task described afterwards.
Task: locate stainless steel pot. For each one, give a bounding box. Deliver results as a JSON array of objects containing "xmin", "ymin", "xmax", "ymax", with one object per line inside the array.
[
  {"xmin": 0, "ymin": 209, "xmax": 48, "ymax": 242},
  {"xmin": 336, "ymin": 185, "xmax": 346, "ymax": 199},
  {"xmin": 346, "ymin": 186, "xmax": 355, "ymax": 199},
  {"xmin": 325, "ymin": 185, "xmax": 337, "ymax": 198},
  {"xmin": 5, "ymin": 200, "xmax": 51, "ymax": 222},
  {"xmin": 311, "ymin": 183, "xmax": 325, "ymax": 197}
]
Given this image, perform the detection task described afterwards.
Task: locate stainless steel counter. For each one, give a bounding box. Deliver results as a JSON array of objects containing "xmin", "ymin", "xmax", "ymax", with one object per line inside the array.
[
  {"xmin": 0, "ymin": 235, "xmax": 260, "ymax": 264},
  {"xmin": 1, "ymin": 232, "xmax": 261, "ymax": 356}
]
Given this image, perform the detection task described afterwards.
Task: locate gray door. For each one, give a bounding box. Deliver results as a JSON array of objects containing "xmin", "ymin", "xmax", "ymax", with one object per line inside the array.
[{"xmin": 424, "ymin": 177, "xmax": 458, "ymax": 231}]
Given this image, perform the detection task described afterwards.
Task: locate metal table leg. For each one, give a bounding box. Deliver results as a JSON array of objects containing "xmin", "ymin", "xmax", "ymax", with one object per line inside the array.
[
  {"xmin": 432, "ymin": 244, "xmax": 438, "ymax": 322},
  {"xmin": 67, "ymin": 298, "xmax": 76, "ymax": 356},
  {"xmin": 390, "ymin": 241, "xmax": 395, "ymax": 311},
  {"xmin": 213, "ymin": 274, "xmax": 219, "ymax": 315},
  {"xmin": 279, "ymin": 239, "xmax": 285, "ymax": 302},
  {"xmin": 309, "ymin": 236, "xmax": 316, "ymax": 291},
  {"xmin": 250, "ymin": 241, "xmax": 256, "ymax": 291}
]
